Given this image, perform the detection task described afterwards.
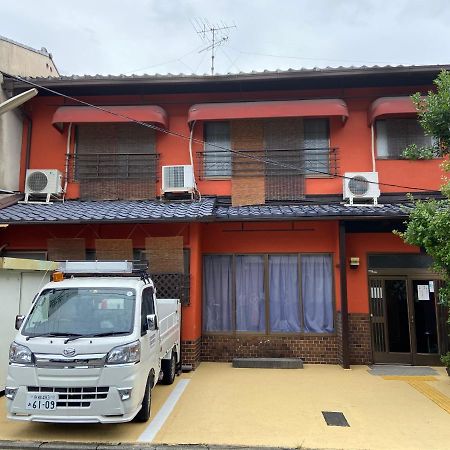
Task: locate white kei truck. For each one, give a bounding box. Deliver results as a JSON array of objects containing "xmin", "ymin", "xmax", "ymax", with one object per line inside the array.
[{"xmin": 5, "ymin": 261, "xmax": 181, "ymax": 423}]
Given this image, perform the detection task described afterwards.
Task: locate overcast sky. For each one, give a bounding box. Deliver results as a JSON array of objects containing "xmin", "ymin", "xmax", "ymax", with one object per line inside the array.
[{"xmin": 2, "ymin": 0, "xmax": 450, "ymax": 76}]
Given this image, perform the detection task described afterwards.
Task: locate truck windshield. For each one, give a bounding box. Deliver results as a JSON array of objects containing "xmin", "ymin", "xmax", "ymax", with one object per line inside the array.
[{"xmin": 22, "ymin": 288, "xmax": 136, "ymax": 338}]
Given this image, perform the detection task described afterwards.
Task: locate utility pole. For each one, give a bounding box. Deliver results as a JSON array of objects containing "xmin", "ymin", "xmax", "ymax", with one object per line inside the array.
[{"xmin": 192, "ymin": 19, "xmax": 236, "ymax": 75}]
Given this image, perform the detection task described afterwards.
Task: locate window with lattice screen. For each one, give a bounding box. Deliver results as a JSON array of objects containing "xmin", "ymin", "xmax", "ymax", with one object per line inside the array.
[
  {"xmin": 376, "ymin": 118, "xmax": 433, "ymax": 159},
  {"xmin": 74, "ymin": 123, "xmax": 157, "ymax": 200}
]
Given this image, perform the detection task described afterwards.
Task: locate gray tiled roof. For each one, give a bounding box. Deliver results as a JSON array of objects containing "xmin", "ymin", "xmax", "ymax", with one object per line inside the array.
[
  {"xmin": 214, "ymin": 202, "xmax": 412, "ymax": 220},
  {"xmin": 0, "ymin": 199, "xmax": 216, "ymax": 224},
  {"xmin": 0, "ymin": 198, "xmax": 412, "ymax": 224}
]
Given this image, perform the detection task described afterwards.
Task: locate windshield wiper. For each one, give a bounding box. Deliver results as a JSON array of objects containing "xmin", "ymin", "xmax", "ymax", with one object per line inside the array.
[
  {"xmin": 64, "ymin": 331, "xmax": 130, "ymax": 343},
  {"xmin": 26, "ymin": 333, "xmax": 76, "ymax": 341}
]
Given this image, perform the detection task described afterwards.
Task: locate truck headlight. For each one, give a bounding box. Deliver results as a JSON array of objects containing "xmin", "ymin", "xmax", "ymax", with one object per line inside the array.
[
  {"xmin": 106, "ymin": 341, "xmax": 140, "ymax": 365},
  {"xmin": 9, "ymin": 342, "xmax": 34, "ymax": 365}
]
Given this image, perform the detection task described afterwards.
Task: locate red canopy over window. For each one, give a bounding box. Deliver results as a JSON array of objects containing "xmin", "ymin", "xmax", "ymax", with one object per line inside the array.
[
  {"xmin": 52, "ymin": 105, "xmax": 168, "ymax": 131},
  {"xmin": 188, "ymin": 99, "xmax": 348, "ymax": 124},
  {"xmin": 368, "ymin": 97, "xmax": 417, "ymax": 125}
]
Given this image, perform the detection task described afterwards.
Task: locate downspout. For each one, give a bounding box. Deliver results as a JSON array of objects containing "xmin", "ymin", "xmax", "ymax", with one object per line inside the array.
[
  {"xmin": 189, "ymin": 120, "xmax": 201, "ymax": 200},
  {"xmin": 339, "ymin": 220, "xmax": 350, "ymax": 369},
  {"xmin": 63, "ymin": 123, "xmax": 73, "ymax": 201},
  {"xmin": 23, "ymin": 111, "xmax": 32, "ymax": 184}
]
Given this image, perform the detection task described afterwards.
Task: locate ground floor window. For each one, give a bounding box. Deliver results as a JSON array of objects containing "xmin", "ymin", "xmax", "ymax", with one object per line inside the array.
[{"xmin": 203, "ymin": 253, "xmax": 334, "ymax": 334}]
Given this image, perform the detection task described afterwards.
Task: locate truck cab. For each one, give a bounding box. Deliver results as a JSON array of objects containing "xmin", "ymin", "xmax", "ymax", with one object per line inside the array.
[{"xmin": 5, "ymin": 261, "xmax": 181, "ymax": 423}]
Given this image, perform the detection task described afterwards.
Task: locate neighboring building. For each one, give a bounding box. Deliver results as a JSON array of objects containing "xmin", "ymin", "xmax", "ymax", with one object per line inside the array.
[
  {"xmin": 0, "ymin": 35, "xmax": 59, "ymax": 193},
  {"xmin": 0, "ymin": 65, "xmax": 448, "ymax": 368}
]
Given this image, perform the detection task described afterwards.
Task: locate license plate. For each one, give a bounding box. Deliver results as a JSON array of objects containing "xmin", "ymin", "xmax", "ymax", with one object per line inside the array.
[{"xmin": 26, "ymin": 393, "xmax": 58, "ymax": 410}]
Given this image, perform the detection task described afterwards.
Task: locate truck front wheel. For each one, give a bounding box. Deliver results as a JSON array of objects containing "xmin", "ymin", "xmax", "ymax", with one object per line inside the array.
[
  {"xmin": 135, "ymin": 375, "xmax": 152, "ymax": 422},
  {"xmin": 161, "ymin": 351, "xmax": 176, "ymax": 385}
]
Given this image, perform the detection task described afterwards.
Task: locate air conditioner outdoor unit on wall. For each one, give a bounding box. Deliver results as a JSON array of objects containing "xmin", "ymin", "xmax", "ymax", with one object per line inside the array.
[
  {"xmin": 24, "ymin": 169, "xmax": 64, "ymax": 203},
  {"xmin": 343, "ymin": 171, "xmax": 380, "ymax": 205},
  {"xmin": 161, "ymin": 165, "xmax": 195, "ymax": 195}
]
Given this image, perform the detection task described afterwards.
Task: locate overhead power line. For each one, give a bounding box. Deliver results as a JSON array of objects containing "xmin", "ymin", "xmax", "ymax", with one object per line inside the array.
[
  {"xmin": 2, "ymin": 71, "xmax": 441, "ymax": 194},
  {"xmin": 229, "ymin": 47, "xmax": 414, "ymax": 67}
]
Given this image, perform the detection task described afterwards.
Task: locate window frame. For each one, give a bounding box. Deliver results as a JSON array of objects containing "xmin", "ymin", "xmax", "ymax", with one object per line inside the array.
[
  {"xmin": 202, "ymin": 118, "xmax": 332, "ymax": 180},
  {"xmin": 302, "ymin": 117, "xmax": 332, "ymax": 178},
  {"xmin": 202, "ymin": 121, "xmax": 232, "ymax": 180},
  {"xmin": 72, "ymin": 123, "xmax": 157, "ymax": 182},
  {"xmin": 140, "ymin": 286, "xmax": 155, "ymax": 336},
  {"xmin": 374, "ymin": 117, "xmax": 435, "ymax": 160},
  {"xmin": 202, "ymin": 252, "xmax": 336, "ymax": 336}
]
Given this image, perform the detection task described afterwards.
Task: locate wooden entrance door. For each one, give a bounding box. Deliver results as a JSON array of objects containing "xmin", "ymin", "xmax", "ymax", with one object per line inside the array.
[{"xmin": 369, "ymin": 277, "xmax": 441, "ymax": 365}]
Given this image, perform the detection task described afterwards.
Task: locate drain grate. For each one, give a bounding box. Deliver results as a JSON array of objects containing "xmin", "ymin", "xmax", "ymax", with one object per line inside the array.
[{"xmin": 322, "ymin": 411, "xmax": 350, "ymax": 427}]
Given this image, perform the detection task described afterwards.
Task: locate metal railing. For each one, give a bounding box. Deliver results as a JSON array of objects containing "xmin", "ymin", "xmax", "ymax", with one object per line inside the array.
[
  {"xmin": 197, "ymin": 147, "xmax": 339, "ymax": 178},
  {"xmin": 69, "ymin": 153, "xmax": 159, "ymax": 181}
]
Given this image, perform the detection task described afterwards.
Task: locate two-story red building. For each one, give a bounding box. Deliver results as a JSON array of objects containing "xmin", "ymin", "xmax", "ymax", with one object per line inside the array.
[{"xmin": 1, "ymin": 65, "xmax": 448, "ymax": 368}]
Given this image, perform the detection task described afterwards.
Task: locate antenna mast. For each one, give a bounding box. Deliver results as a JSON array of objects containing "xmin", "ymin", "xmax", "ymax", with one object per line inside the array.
[{"xmin": 192, "ymin": 19, "xmax": 236, "ymax": 75}]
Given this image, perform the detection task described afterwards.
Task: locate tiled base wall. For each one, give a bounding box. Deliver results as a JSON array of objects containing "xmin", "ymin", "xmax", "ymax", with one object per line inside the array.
[
  {"xmin": 181, "ymin": 338, "xmax": 201, "ymax": 369},
  {"xmin": 348, "ymin": 313, "xmax": 372, "ymax": 365},
  {"xmin": 201, "ymin": 334, "xmax": 339, "ymax": 364}
]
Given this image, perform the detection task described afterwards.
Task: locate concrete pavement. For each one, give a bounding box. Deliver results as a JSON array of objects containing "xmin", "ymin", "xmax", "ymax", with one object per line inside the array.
[{"xmin": 1, "ymin": 363, "xmax": 449, "ymax": 450}]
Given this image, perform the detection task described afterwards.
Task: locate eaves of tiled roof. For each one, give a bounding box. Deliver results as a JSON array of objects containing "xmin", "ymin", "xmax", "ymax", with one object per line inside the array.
[
  {"xmin": 13, "ymin": 63, "xmax": 450, "ymax": 83},
  {"xmin": 214, "ymin": 202, "xmax": 412, "ymax": 221},
  {"xmin": 0, "ymin": 198, "xmax": 216, "ymax": 225},
  {"xmin": 0, "ymin": 198, "xmax": 412, "ymax": 225}
]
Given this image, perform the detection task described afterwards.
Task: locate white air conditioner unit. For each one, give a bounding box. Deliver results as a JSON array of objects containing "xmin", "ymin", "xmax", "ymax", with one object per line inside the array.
[
  {"xmin": 24, "ymin": 169, "xmax": 64, "ymax": 203},
  {"xmin": 161, "ymin": 165, "xmax": 195, "ymax": 195},
  {"xmin": 343, "ymin": 171, "xmax": 380, "ymax": 205}
]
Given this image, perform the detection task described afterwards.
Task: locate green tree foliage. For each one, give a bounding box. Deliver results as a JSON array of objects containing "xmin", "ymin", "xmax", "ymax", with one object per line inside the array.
[
  {"xmin": 402, "ymin": 70, "xmax": 450, "ymax": 160},
  {"xmin": 397, "ymin": 71, "xmax": 450, "ymax": 356}
]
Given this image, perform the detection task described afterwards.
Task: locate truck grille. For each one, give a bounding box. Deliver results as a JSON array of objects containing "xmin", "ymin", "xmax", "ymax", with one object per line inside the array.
[{"xmin": 27, "ymin": 386, "xmax": 109, "ymax": 408}]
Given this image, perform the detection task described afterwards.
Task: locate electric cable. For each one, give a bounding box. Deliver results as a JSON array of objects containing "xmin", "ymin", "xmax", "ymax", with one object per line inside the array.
[{"xmin": 2, "ymin": 71, "xmax": 442, "ymax": 193}]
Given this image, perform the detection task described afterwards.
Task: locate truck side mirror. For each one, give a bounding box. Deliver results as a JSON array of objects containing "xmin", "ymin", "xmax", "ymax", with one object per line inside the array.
[
  {"xmin": 146, "ymin": 314, "xmax": 158, "ymax": 331},
  {"xmin": 15, "ymin": 315, "xmax": 25, "ymax": 330}
]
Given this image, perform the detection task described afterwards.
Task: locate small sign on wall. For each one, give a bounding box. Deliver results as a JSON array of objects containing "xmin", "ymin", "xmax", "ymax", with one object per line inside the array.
[{"xmin": 417, "ymin": 284, "xmax": 430, "ymax": 301}]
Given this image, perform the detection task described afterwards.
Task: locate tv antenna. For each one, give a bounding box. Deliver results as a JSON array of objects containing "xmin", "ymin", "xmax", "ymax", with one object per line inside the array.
[{"xmin": 192, "ymin": 19, "xmax": 236, "ymax": 75}]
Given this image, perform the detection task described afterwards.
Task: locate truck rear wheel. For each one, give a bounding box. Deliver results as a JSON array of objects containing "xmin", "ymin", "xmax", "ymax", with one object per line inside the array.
[
  {"xmin": 135, "ymin": 375, "xmax": 152, "ymax": 422},
  {"xmin": 161, "ymin": 352, "xmax": 176, "ymax": 385}
]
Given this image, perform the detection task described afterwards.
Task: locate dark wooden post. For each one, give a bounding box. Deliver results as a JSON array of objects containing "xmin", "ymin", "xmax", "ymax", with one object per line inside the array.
[{"xmin": 339, "ymin": 220, "xmax": 350, "ymax": 369}]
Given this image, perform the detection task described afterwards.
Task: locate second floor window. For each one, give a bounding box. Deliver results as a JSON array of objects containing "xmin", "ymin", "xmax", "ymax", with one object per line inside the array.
[
  {"xmin": 74, "ymin": 123, "xmax": 157, "ymax": 200},
  {"xmin": 376, "ymin": 118, "xmax": 433, "ymax": 159},
  {"xmin": 202, "ymin": 118, "xmax": 330, "ymax": 178},
  {"xmin": 203, "ymin": 122, "xmax": 231, "ymax": 178},
  {"xmin": 303, "ymin": 119, "xmax": 330, "ymax": 175}
]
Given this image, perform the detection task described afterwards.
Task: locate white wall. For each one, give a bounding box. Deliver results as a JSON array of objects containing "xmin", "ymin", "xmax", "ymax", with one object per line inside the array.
[{"xmin": 0, "ymin": 37, "xmax": 58, "ymax": 77}]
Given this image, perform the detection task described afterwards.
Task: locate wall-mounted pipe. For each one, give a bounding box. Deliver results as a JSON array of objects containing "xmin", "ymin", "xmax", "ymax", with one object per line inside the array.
[{"xmin": 63, "ymin": 123, "xmax": 73, "ymax": 201}]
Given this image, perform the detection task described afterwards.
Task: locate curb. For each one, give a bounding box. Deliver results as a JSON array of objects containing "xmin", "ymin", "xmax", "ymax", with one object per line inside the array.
[{"xmin": 0, "ymin": 442, "xmax": 323, "ymax": 450}]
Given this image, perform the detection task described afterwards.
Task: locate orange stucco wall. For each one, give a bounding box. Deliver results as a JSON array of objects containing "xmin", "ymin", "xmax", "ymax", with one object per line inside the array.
[
  {"xmin": 20, "ymin": 84, "xmax": 444, "ymax": 198},
  {"xmin": 346, "ymin": 232, "xmax": 420, "ymax": 314}
]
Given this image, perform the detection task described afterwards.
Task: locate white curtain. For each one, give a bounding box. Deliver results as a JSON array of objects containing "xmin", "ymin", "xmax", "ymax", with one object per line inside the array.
[
  {"xmin": 269, "ymin": 255, "xmax": 301, "ymax": 332},
  {"xmin": 203, "ymin": 255, "xmax": 233, "ymax": 331},
  {"xmin": 236, "ymin": 255, "xmax": 265, "ymax": 332},
  {"xmin": 302, "ymin": 255, "xmax": 334, "ymax": 332}
]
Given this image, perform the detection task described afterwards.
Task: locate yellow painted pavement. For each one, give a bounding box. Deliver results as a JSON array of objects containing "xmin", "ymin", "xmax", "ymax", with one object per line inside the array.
[
  {"xmin": 0, "ymin": 364, "xmax": 449, "ymax": 449},
  {"xmin": 154, "ymin": 364, "xmax": 450, "ymax": 450}
]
